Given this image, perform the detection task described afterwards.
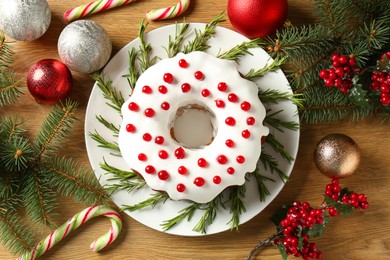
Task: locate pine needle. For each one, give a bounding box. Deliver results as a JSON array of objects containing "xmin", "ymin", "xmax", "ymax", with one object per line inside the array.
[{"xmin": 0, "ymin": 70, "xmax": 24, "ymax": 107}]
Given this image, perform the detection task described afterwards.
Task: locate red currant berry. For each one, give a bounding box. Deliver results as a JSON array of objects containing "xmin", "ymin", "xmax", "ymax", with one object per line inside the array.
[
  {"xmin": 178, "ymin": 59, "xmax": 188, "ymax": 68},
  {"xmin": 181, "ymin": 83, "xmax": 191, "ymax": 93},
  {"xmin": 143, "ymin": 133, "xmax": 152, "ymax": 141},
  {"xmin": 158, "ymin": 85, "xmax": 168, "ymax": 94},
  {"xmin": 175, "ymin": 147, "xmax": 185, "ymax": 159},
  {"xmin": 163, "ymin": 73, "xmax": 174, "ymax": 83},
  {"xmin": 236, "ymin": 155, "xmax": 245, "ymax": 164},
  {"xmin": 227, "ymin": 167, "xmax": 235, "ymax": 174},
  {"xmin": 126, "ymin": 124, "xmax": 136, "ymax": 133},
  {"xmin": 213, "ymin": 175, "xmax": 222, "ymax": 184},
  {"xmin": 247, "ymin": 117, "xmax": 255, "ymax": 125},
  {"xmin": 225, "ymin": 139, "xmax": 235, "ymax": 147},
  {"xmin": 155, "ymin": 136, "xmax": 164, "ymax": 145},
  {"xmin": 217, "ymin": 155, "xmax": 228, "ymax": 164},
  {"xmin": 194, "ymin": 177, "xmax": 205, "ymax": 187},
  {"xmin": 217, "ymin": 82, "xmax": 227, "ymax": 91},
  {"xmin": 142, "ymin": 85, "xmax": 152, "ymax": 94},
  {"xmin": 161, "ymin": 102, "xmax": 170, "ymax": 110},
  {"xmin": 158, "ymin": 170, "xmax": 169, "ymax": 180},
  {"xmin": 128, "ymin": 102, "xmax": 139, "ymax": 111},
  {"xmin": 201, "ymin": 89, "xmax": 210, "ymax": 97},
  {"xmin": 228, "ymin": 93, "xmax": 238, "ymax": 102},
  {"xmin": 138, "ymin": 153, "xmax": 147, "ymax": 161},
  {"xmin": 225, "ymin": 117, "xmax": 236, "ymax": 126},
  {"xmin": 159, "ymin": 150, "xmax": 168, "ymax": 159},
  {"xmin": 242, "ymin": 130, "xmax": 251, "ymax": 139},
  {"xmin": 145, "ymin": 165, "xmax": 155, "ymax": 174},
  {"xmin": 144, "ymin": 108, "xmax": 155, "ymax": 117},
  {"xmin": 177, "ymin": 183, "xmax": 186, "ymax": 192},
  {"xmin": 215, "ymin": 99, "xmax": 225, "ymax": 108},
  {"xmin": 198, "ymin": 158, "xmax": 207, "ymax": 167},
  {"xmin": 178, "ymin": 166, "xmax": 187, "ymax": 175},
  {"xmin": 194, "ymin": 71, "xmax": 204, "ymax": 80},
  {"xmin": 241, "ymin": 101, "xmax": 251, "ymax": 111}
]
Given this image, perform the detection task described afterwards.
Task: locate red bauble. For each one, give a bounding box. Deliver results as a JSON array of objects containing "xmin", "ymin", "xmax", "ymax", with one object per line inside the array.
[
  {"xmin": 228, "ymin": 0, "xmax": 288, "ymax": 38},
  {"xmin": 27, "ymin": 59, "xmax": 73, "ymax": 104}
]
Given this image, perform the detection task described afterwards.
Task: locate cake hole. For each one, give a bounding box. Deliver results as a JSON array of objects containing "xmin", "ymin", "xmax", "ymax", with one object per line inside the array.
[{"xmin": 171, "ymin": 104, "xmax": 216, "ymax": 149}]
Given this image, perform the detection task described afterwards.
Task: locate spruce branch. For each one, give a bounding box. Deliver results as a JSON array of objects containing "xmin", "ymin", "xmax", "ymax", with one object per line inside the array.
[
  {"xmin": 245, "ymin": 56, "xmax": 288, "ymax": 79},
  {"xmin": 0, "ymin": 70, "xmax": 24, "ymax": 107},
  {"xmin": 161, "ymin": 203, "xmax": 198, "ymax": 231},
  {"xmin": 121, "ymin": 192, "xmax": 169, "ymax": 212},
  {"xmin": 0, "ymin": 135, "xmax": 34, "ymax": 172},
  {"xmin": 227, "ymin": 185, "xmax": 246, "ymax": 231},
  {"xmin": 165, "ymin": 22, "xmax": 190, "ymax": 58},
  {"xmin": 0, "ymin": 115, "xmax": 27, "ymax": 142},
  {"xmin": 217, "ymin": 38, "xmax": 264, "ymax": 62},
  {"xmin": 91, "ymin": 73, "xmax": 125, "ymax": 113},
  {"xmin": 34, "ymin": 100, "xmax": 77, "ymax": 160},
  {"xmin": 0, "ymin": 30, "xmax": 14, "ymax": 68},
  {"xmin": 183, "ymin": 12, "xmax": 225, "ymax": 53}
]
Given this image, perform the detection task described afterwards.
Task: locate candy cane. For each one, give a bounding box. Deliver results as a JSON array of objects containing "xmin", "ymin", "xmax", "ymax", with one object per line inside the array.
[
  {"xmin": 17, "ymin": 205, "xmax": 122, "ymax": 260},
  {"xmin": 63, "ymin": 0, "xmax": 135, "ymax": 23},
  {"xmin": 146, "ymin": 0, "xmax": 190, "ymax": 21}
]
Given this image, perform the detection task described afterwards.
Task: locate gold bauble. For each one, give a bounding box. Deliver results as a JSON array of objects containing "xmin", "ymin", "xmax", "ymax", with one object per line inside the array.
[{"xmin": 314, "ymin": 133, "xmax": 361, "ymax": 178}]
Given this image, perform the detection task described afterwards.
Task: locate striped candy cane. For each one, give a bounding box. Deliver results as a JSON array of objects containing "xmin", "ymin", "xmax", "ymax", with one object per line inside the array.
[
  {"xmin": 17, "ymin": 205, "xmax": 122, "ymax": 260},
  {"xmin": 146, "ymin": 0, "xmax": 190, "ymax": 21},
  {"xmin": 63, "ymin": 0, "xmax": 135, "ymax": 22}
]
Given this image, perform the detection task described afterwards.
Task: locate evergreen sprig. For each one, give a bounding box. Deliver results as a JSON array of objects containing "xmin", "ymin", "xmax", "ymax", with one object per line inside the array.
[
  {"xmin": 165, "ymin": 22, "xmax": 190, "ymax": 58},
  {"xmin": 122, "ymin": 47, "xmax": 140, "ymax": 89},
  {"xmin": 227, "ymin": 185, "xmax": 246, "ymax": 231},
  {"xmin": 245, "ymin": 56, "xmax": 288, "ymax": 79},
  {"xmin": 138, "ymin": 20, "xmax": 157, "ymax": 72},
  {"xmin": 161, "ymin": 203, "xmax": 198, "ymax": 231},
  {"xmin": 0, "ymin": 31, "xmax": 13, "ymax": 68},
  {"xmin": 217, "ymin": 38, "xmax": 264, "ymax": 62},
  {"xmin": 91, "ymin": 73, "xmax": 125, "ymax": 113},
  {"xmin": 0, "ymin": 70, "xmax": 24, "ymax": 107}
]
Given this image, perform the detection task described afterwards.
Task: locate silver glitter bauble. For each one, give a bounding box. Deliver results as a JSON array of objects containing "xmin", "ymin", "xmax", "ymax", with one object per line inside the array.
[
  {"xmin": 314, "ymin": 133, "xmax": 361, "ymax": 179},
  {"xmin": 0, "ymin": 0, "xmax": 51, "ymax": 41},
  {"xmin": 58, "ymin": 20, "xmax": 112, "ymax": 74}
]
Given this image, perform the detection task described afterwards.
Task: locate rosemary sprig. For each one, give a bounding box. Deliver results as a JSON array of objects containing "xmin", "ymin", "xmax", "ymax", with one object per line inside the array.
[
  {"xmin": 100, "ymin": 159, "xmax": 137, "ymax": 179},
  {"xmin": 227, "ymin": 185, "xmax": 246, "ymax": 231},
  {"xmin": 161, "ymin": 203, "xmax": 198, "ymax": 231},
  {"xmin": 121, "ymin": 192, "xmax": 169, "ymax": 212},
  {"xmin": 183, "ymin": 12, "xmax": 226, "ymax": 53},
  {"xmin": 259, "ymin": 89, "xmax": 305, "ymax": 108},
  {"xmin": 217, "ymin": 38, "xmax": 264, "ymax": 62},
  {"xmin": 245, "ymin": 56, "xmax": 288, "ymax": 79},
  {"xmin": 89, "ymin": 130, "xmax": 120, "ymax": 152},
  {"xmin": 165, "ymin": 22, "xmax": 190, "ymax": 58},
  {"xmin": 265, "ymin": 110, "xmax": 300, "ymax": 132},
  {"xmin": 105, "ymin": 179, "xmax": 147, "ymax": 194},
  {"xmin": 266, "ymin": 133, "xmax": 295, "ymax": 162},
  {"xmin": 192, "ymin": 198, "xmax": 220, "ymax": 233},
  {"xmin": 95, "ymin": 115, "xmax": 119, "ymax": 136},
  {"xmin": 138, "ymin": 20, "xmax": 157, "ymax": 72},
  {"xmin": 253, "ymin": 171, "xmax": 274, "ymax": 202},
  {"xmin": 260, "ymin": 153, "xmax": 289, "ymax": 182},
  {"xmin": 122, "ymin": 47, "xmax": 139, "ymax": 89},
  {"xmin": 91, "ymin": 73, "xmax": 125, "ymax": 113}
]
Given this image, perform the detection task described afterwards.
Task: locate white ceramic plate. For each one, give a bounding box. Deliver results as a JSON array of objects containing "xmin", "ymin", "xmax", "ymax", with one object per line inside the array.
[{"xmin": 85, "ymin": 23, "xmax": 299, "ymax": 236}]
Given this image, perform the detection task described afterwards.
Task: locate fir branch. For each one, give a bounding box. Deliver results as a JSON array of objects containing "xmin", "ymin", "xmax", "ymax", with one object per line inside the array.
[
  {"xmin": 165, "ymin": 22, "xmax": 190, "ymax": 58},
  {"xmin": 0, "ymin": 115, "xmax": 27, "ymax": 142},
  {"xmin": 360, "ymin": 19, "xmax": 390, "ymax": 51},
  {"xmin": 217, "ymin": 38, "xmax": 264, "ymax": 62},
  {"xmin": 0, "ymin": 182, "xmax": 22, "ymax": 212},
  {"xmin": 89, "ymin": 130, "xmax": 120, "ymax": 152},
  {"xmin": 161, "ymin": 203, "xmax": 198, "ymax": 231},
  {"xmin": 0, "ymin": 135, "xmax": 34, "ymax": 172},
  {"xmin": 43, "ymin": 156, "xmax": 111, "ymax": 206},
  {"xmin": 96, "ymin": 115, "xmax": 119, "ymax": 136},
  {"xmin": 245, "ymin": 56, "xmax": 288, "ymax": 79},
  {"xmin": 91, "ymin": 73, "xmax": 125, "ymax": 113},
  {"xmin": 34, "ymin": 100, "xmax": 77, "ymax": 160},
  {"xmin": 138, "ymin": 20, "xmax": 157, "ymax": 72},
  {"xmin": 266, "ymin": 133, "xmax": 295, "ymax": 162},
  {"xmin": 193, "ymin": 199, "xmax": 220, "ymax": 233},
  {"xmin": 260, "ymin": 153, "xmax": 289, "ymax": 182},
  {"xmin": 265, "ymin": 110, "xmax": 300, "ymax": 132},
  {"xmin": 252, "ymin": 171, "xmax": 274, "ymax": 202},
  {"xmin": 121, "ymin": 192, "xmax": 169, "ymax": 212},
  {"xmin": 0, "ymin": 69, "xmax": 24, "ymax": 107},
  {"xmin": 227, "ymin": 185, "xmax": 246, "ymax": 231},
  {"xmin": 0, "ymin": 30, "xmax": 14, "ymax": 68},
  {"xmin": 0, "ymin": 212, "xmax": 34, "ymax": 255},
  {"xmin": 183, "ymin": 12, "xmax": 226, "ymax": 53},
  {"xmin": 122, "ymin": 48, "xmax": 139, "ymax": 89},
  {"xmin": 23, "ymin": 169, "xmax": 58, "ymax": 228}
]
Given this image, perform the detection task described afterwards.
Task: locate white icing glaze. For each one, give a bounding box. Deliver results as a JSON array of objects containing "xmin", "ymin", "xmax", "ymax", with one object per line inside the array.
[{"xmin": 118, "ymin": 51, "xmax": 269, "ymax": 203}]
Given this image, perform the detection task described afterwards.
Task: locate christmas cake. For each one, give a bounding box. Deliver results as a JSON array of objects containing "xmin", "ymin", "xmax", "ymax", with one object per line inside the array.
[{"xmin": 118, "ymin": 51, "xmax": 269, "ymax": 203}]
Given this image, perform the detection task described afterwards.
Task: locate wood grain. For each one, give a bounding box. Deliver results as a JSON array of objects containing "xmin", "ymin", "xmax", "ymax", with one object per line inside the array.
[{"xmin": 1, "ymin": 1, "xmax": 389, "ymax": 259}]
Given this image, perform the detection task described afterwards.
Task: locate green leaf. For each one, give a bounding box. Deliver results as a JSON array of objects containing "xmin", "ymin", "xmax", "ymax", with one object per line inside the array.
[
  {"xmin": 306, "ymin": 215, "xmax": 329, "ymax": 237},
  {"xmin": 324, "ymin": 195, "xmax": 354, "ymax": 216},
  {"xmin": 274, "ymin": 243, "xmax": 288, "ymax": 260},
  {"xmin": 271, "ymin": 205, "xmax": 289, "ymax": 228}
]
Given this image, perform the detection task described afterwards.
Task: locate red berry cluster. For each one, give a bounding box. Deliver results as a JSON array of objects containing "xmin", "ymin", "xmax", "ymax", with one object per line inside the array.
[
  {"xmin": 319, "ymin": 54, "xmax": 358, "ymax": 94},
  {"xmin": 370, "ymin": 71, "xmax": 390, "ymax": 105},
  {"xmin": 276, "ymin": 201, "xmax": 324, "ymax": 259}
]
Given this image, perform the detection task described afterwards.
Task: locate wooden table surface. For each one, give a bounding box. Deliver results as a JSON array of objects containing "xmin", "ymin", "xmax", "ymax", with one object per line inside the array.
[{"xmin": 1, "ymin": 0, "xmax": 389, "ymax": 259}]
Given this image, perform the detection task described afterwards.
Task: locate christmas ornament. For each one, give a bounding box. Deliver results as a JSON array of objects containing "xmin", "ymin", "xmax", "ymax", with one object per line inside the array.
[
  {"xmin": 58, "ymin": 20, "xmax": 112, "ymax": 74},
  {"xmin": 314, "ymin": 133, "xmax": 360, "ymax": 179},
  {"xmin": 227, "ymin": 0, "xmax": 288, "ymax": 38},
  {"xmin": 64, "ymin": 0, "xmax": 135, "ymax": 23},
  {"xmin": 146, "ymin": 0, "xmax": 190, "ymax": 21},
  {"xmin": 0, "ymin": 0, "xmax": 51, "ymax": 41},
  {"xmin": 17, "ymin": 205, "xmax": 122, "ymax": 260},
  {"xmin": 27, "ymin": 59, "xmax": 73, "ymax": 104}
]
